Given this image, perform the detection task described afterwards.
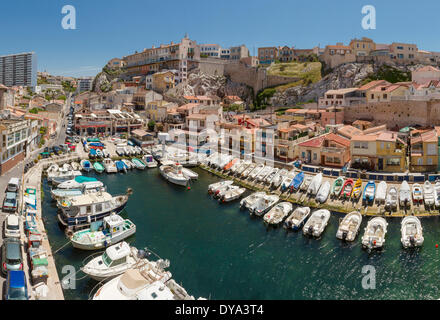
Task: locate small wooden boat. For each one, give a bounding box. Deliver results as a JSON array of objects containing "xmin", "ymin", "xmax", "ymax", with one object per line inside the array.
[
  {"xmin": 290, "ymin": 171, "xmax": 305, "ymax": 192},
  {"xmin": 423, "ymin": 181, "xmax": 435, "ymax": 207},
  {"xmin": 400, "ymin": 216, "xmax": 424, "ymax": 248},
  {"xmin": 385, "ymin": 187, "xmax": 398, "ymax": 210},
  {"xmin": 331, "ymin": 177, "xmax": 344, "ymax": 197},
  {"xmin": 115, "ymin": 160, "xmax": 127, "ymax": 173},
  {"xmin": 399, "ymin": 181, "xmax": 411, "ymax": 208},
  {"xmin": 412, "ymin": 183, "xmax": 423, "ymax": 204},
  {"xmin": 93, "ymin": 162, "xmax": 105, "ymax": 173},
  {"xmin": 375, "ymin": 181, "xmax": 387, "ymax": 204},
  {"xmin": 363, "ymin": 181, "xmax": 376, "ymax": 203},
  {"xmin": 284, "ymin": 207, "xmax": 311, "ymax": 231},
  {"xmin": 351, "ymin": 178, "xmax": 363, "ymax": 199},
  {"xmin": 341, "ymin": 179, "xmax": 354, "ymax": 199},
  {"xmin": 336, "ymin": 211, "xmax": 362, "ymax": 241},
  {"xmin": 361, "ymin": 217, "xmax": 388, "ymax": 250},
  {"xmin": 302, "ymin": 209, "xmax": 330, "ymax": 237},
  {"xmin": 263, "ymin": 202, "xmax": 293, "ymax": 225},
  {"xmin": 132, "ymin": 158, "xmax": 146, "ymax": 170},
  {"xmin": 315, "ymin": 181, "xmax": 330, "ymax": 204}
]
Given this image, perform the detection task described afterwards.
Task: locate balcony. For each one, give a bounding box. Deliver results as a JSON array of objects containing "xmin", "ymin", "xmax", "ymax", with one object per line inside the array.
[{"xmin": 322, "ymin": 147, "xmax": 345, "ymax": 154}]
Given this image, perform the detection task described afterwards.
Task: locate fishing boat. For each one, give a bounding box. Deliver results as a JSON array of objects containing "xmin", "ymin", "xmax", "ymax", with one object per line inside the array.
[
  {"xmin": 93, "ymin": 162, "xmax": 105, "ymax": 173},
  {"xmin": 80, "ymin": 159, "xmax": 92, "ymax": 172},
  {"xmin": 159, "ymin": 163, "xmax": 190, "ymax": 187},
  {"xmin": 281, "ymin": 170, "xmax": 296, "ymax": 192},
  {"xmin": 435, "ymin": 181, "xmax": 440, "ymax": 209},
  {"xmin": 241, "ymin": 163, "xmax": 256, "ymax": 178},
  {"xmin": 307, "ymin": 173, "xmax": 323, "ymax": 196},
  {"xmin": 341, "ymin": 179, "xmax": 354, "ymax": 199},
  {"xmin": 249, "ymin": 194, "xmax": 279, "ymax": 216},
  {"xmin": 361, "ymin": 217, "xmax": 388, "ymax": 250},
  {"xmin": 385, "ymin": 187, "xmax": 398, "ymax": 210},
  {"xmin": 249, "ymin": 163, "xmax": 265, "ymax": 180},
  {"xmin": 363, "ymin": 181, "xmax": 376, "ymax": 203},
  {"xmin": 264, "ymin": 168, "xmax": 279, "ymax": 185},
  {"xmin": 400, "ymin": 216, "xmax": 424, "ymax": 248},
  {"xmin": 423, "ymin": 181, "xmax": 435, "ymax": 207},
  {"xmin": 132, "ymin": 158, "xmax": 146, "ymax": 170},
  {"xmin": 115, "ymin": 160, "xmax": 127, "ymax": 173},
  {"xmin": 57, "ymin": 189, "xmax": 131, "ymax": 232},
  {"xmin": 70, "ymin": 215, "xmax": 136, "ymax": 250},
  {"xmin": 121, "ymin": 159, "xmax": 134, "ymax": 170},
  {"xmin": 256, "ymin": 166, "xmax": 273, "ymax": 182},
  {"xmin": 300, "ymin": 175, "xmax": 313, "ymax": 192},
  {"xmin": 50, "ymin": 171, "xmax": 82, "ymax": 185},
  {"xmin": 351, "ymin": 178, "xmax": 363, "ymax": 200},
  {"xmin": 103, "ymin": 158, "xmax": 118, "ymax": 173},
  {"xmin": 336, "ymin": 211, "xmax": 362, "ymax": 241},
  {"xmin": 412, "ymin": 183, "xmax": 423, "ymax": 204},
  {"xmin": 399, "ymin": 180, "xmax": 411, "ymax": 208},
  {"xmin": 284, "ymin": 207, "xmax": 311, "ymax": 231},
  {"xmin": 81, "ymin": 242, "xmax": 148, "ymax": 281},
  {"xmin": 290, "ymin": 171, "xmax": 305, "ymax": 192},
  {"xmin": 375, "ymin": 181, "xmax": 387, "ymax": 204},
  {"xmin": 331, "ymin": 177, "xmax": 344, "ymax": 198},
  {"xmin": 240, "ymin": 192, "xmax": 266, "ymax": 210},
  {"xmin": 263, "ymin": 202, "xmax": 292, "ymax": 225},
  {"xmin": 302, "ymin": 209, "xmax": 330, "ymax": 237},
  {"xmin": 181, "ymin": 167, "xmax": 198, "ymax": 180},
  {"xmin": 271, "ymin": 168, "xmax": 288, "ymax": 189},
  {"xmin": 208, "ymin": 180, "xmax": 234, "ymax": 194},
  {"xmin": 220, "ymin": 186, "xmax": 246, "ymax": 203},
  {"xmin": 71, "ymin": 162, "xmax": 80, "ymax": 171},
  {"xmin": 143, "ymin": 154, "xmax": 158, "ymax": 168},
  {"xmin": 315, "ymin": 181, "xmax": 331, "ymax": 204}
]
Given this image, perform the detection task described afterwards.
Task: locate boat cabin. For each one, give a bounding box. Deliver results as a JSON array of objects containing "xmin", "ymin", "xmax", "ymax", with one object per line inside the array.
[
  {"xmin": 101, "ymin": 242, "xmax": 131, "ymax": 267},
  {"xmin": 60, "ymin": 192, "xmax": 114, "ymax": 217},
  {"xmin": 103, "ymin": 215, "xmax": 127, "ymax": 236}
]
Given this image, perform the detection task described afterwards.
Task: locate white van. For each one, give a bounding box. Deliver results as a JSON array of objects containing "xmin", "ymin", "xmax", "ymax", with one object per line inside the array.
[
  {"xmin": 7, "ymin": 178, "xmax": 20, "ymax": 193},
  {"xmin": 4, "ymin": 214, "xmax": 21, "ymax": 238}
]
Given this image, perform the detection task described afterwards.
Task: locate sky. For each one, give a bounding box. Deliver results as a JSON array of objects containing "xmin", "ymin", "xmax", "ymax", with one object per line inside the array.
[{"xmin": 0, "ymin": 0, "xmax": 439, "ymax": 77}]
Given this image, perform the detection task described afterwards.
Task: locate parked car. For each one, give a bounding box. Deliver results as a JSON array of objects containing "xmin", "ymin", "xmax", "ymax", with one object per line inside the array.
[
  {"xmin": 7, "ymin": 178, "xmax": 20, "ymax": 193},
  {"xmin": 4, "ymin": 271, "xmax": 28, "ymax": 300},
  {"xmin": 2, "ymin": 192, "xmax": 18, "ymax": 212},
  {"xmin": 4, "ymin": 214, "xmax": 21, "ymax": 238},
  {"xmin": 1, "ymin": 238, "xmax": 23, "ymax": 275},
  {"xmin": 52, "ymin": 146, "xmax": 61, "ymax": 155}
]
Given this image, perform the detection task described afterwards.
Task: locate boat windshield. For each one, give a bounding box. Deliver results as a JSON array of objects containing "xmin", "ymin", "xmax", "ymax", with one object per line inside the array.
[{"xmin": 102, "ymin": 252, "xmax": 113, "ymax": 267}]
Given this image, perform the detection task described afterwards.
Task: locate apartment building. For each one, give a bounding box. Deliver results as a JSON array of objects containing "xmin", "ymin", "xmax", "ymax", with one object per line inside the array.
[
  {"xmin": 123, "ymin": 35, "xmax": 200, "ymax": 83},
  {"xmin": 349, "ymin": 37, "xmax": 376, "ymax": 56},
  {"xmin": 278, "ymin": 46, "xmax": 295, "ymax": 62},
  {"xmin": 77, "ymin": 77, "xmax": 93, "ymax": 93},
  {"xmin": 152, "ymin": 71, "xmax": 175, "ymax": 93},
  {"xmin": 367, "ymin": 83, "xmax": 410, "ymax": 102},
  {"xmin": 199, "ymin": 44, "xmax": 222, "ymax": 58},
  {"xmin": 146, "ymin": 100, "xmax": 177, "ymax": 122},
  {"xmin": 258, "ymin": 47, "xmax": 278, "ymax": 65},
  {"xmin": 389, "ymin": 42, "xmax": 418, "ymax": 61},
  {"xmin": 318, "ymin": 88, "xmax": 365, "ymax": 108},
  {"xmin": 410, "ymin": 129, "xmax": 438, "ymax": 172},
  {"xmin": 230, "ymin": 45, "xmax": 249, "ymax": 61},
  {"xmin": 0, "ymin": 118, "xmax": 31, "ymax": 174},
  {"xmin": 0, "ymin": 52, "xmax": 37, "ymax": 88},
  {"xmin": 321, "ymin": 44, "xmax": 355, "ymax": 68}
]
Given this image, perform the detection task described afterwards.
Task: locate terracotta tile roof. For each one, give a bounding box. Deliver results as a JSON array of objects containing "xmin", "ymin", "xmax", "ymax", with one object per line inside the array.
[
  {"xmin": 177, "ymin": 103, "xmax": 200, "ymax": 111},
  {"xmin": 325, "ymin": 133, "xmax": 350, "ymax": 147},
  {"xmin": 298, "ymin": 135, "xmax": 326, "ymax": 148},
  {"xmin": 414, "ymin": 66, "xmax": 440, "ymax": 73},
  {"xmin": 337, "ymin": 125, "xmax": 363, "ymax": 138},
  {"xmin": 358, "ymin": 80, "xmax": 390, "ymax": 91}
]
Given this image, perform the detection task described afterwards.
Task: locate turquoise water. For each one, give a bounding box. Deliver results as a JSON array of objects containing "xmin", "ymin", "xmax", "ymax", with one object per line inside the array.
[{"xmin": 42, "ymin": 168, "xmax": 440, "ymax": 300}]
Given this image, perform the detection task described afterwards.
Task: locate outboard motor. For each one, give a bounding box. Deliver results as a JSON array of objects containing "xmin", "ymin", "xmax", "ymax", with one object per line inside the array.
[
  {"xmin": 137, "ymin": 249, "xmax": 147, "ymax": 259},
  {"xmin": 342, "ymin": 231, "xmax": 348, "ymax": 240},
  {"xmin": 410, "ymin": 236, "xmax": 415, "ymax": 246},
  {"xmin": 308, "ymin": 226, "xmax": 313, "ymax": 235}
]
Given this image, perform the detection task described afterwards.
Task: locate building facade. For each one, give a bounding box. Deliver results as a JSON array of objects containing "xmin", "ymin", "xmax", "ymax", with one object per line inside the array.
[{"xmin": 0, "ymin": 52, "xmax": 37, "ymax": 88}]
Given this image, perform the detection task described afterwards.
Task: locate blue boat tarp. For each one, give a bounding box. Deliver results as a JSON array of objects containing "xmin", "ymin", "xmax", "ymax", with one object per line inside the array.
[{"xmin": 75, "ymin": 176, "xmax": 97, "ymax": 183}]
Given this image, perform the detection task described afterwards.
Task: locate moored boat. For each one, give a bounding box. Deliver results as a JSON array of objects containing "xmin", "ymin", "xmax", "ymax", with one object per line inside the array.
[
  {"xmin": 159, "ymin": 163, "xmax": 190, "ymax": 187},
  {"xmin": 220, "ymin": 186, "xmax": 246, "ymax": 202},
  {"xmin": 363, "ymin": 181, "xmax": 376, "ymax": 203},
  {"xmin": 240, "ymin": 192, "xmax": 266, "ymax": 210},
  {"xmin": 143, "ymin": 154, "xmax": 158, "ymax": 168},
  {"xmin": 263, "ymin": 202, "xmax": 292, "ymax": 225},
  {"xmin": 336, "ymin": 211, "xmax": 362, "ymax": 241},
  {"xmin": 341, "ymin": 178, "xmax": 354, "ymax": 199},
  {"xmin": 208, "ymin": 180, "xmax": 234, "ymax": 194},
  {"xmin": 121, "ymin": 159, "xmax": 134, "ymax": 170},
  {"xmin": 132, "ymin": 158, "xmax": 146, "ymax": 170},
  {"xmin": 80, "ymin": 159, "xmax": 92, "ymax": 172},
  {"xmin": 300, "ymin": 175, "xmax": 313, "ymax": 192},
  {"xmin": 302, "ymin": 209, "xmax": 330, "ymax": 237},
  {"xmin": 412, "ymin": 183, "xmax": 423, "ymax": 204},
  {"xmin": 256, "ymin": 166, "xmax": 273, "ymax": 182},
  {"xmin": 290, "ymin": 171, "xmax": 305, "ymax": 193},
  {"xmin": 351, "ymin": 178, "xmax": 363, "ymax": 199},
  {"xmin": 331, "ymin": 177, "xmax": 344, "ymax": 198},
  {"xmin": 103, "ymin": 158, "xmax": 118, "ymax": 173},
  {"xmin": 93, "ymin": 162, "xmax": 105, "ymax": 174},
  {"xmin": 307, "ymin": 173, "xmax": 323, "ymax": 196},
  {"xmin": 241, "ymin": 163, "xmax": 256, "ymax": 178},
  {"xmin": 399, "ymin": 180, "xmax": 411, "ymax": 208},
  {"xmin": 400, "ymin": 216, "xmax": 424, "ymax": 248},
  {"xmin": 284, "ymin": 207, "xmax": 311, "ymax": 231},
  {"xmin": 315, "ymin": 181, "xmax": 330, "ymax": 204},
  {"xmin": 434, "ymin": 181, "xmax": 440, "ymax": 209},
  {"xmin": 271, "ymin": 168, "xmax": 288, "ymax": 189},
  {"xmin": 375, "ymin": 181, "xmax": 387, "ymax": 204},
  {"xmin": 249, "ymin": 194, "xmax": 279, "ymax": 216},
  {"xmin": 423, "ymin": 181, "xmax": 435, "ymax": 207},
  {"xmin": 249, "ymin": 163, "xmax": 265, "ymax": 180},
  {"xmin": 281, "ymin": 169, "xmax": 296, "ymax": 192},
  {"xmin": 385, "ymin": 187, "xmax": 398, "ymax": 210},
  {"xmin": 115, "ymin": 160, "xmax": 127, "ymax": 173},
  {"xmin": 361, "ymin": 217, "xmax": 388, "ymax": 250},
  {"xmin": 265, "ymin": 168, "xmax": 279, "ymax": 185}
]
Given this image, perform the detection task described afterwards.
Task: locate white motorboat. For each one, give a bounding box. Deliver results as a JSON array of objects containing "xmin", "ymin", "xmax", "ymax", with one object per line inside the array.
[
  {"xmin": 123, "ymin": 146, "xmax": 131, "ymax": 156},
  {"xmin": 116, "ymin": 147, "xmax": 126, "ymax": 156},
  {"xmin": 47, "ymin": 164, "xmax": 59, "ymax": 174},
  {"xmin": 263, "ymin": 202, "xmax": 292, "ymax": 225},
  {"xmin": 96, "ymin": 149, "xmax": 104, "ymax": 158},
  {"xmin": 375, "ymin": 181, "xmax": 387, "ymax": 204},
  {"xmin": 216, "ymin": 185, "xmax": 239, "ymax": 199},
  {"xmin": 49, "ymin": 170, "xmax": 82, "ymax": 185},
  {"xmin": 435, "ymin": 181, "xmax": 440, "ymax": 208},
  {"xmin": 121, "ymin": 159, "xmax": 134, "ymax": 170},
  {"xmin": 256, "ymin": 166, "xmax": 273, "ymax": 182},
  {"xmin": 307, "ymin": 173, "xmax": 323, "ymax": 196},
  {"xmin": 181, "ymin": 167, "xmax": 198, "ymax": 180},
  {"xmin": 208, "ymin": 180, "xmax": 234, "ymax": 194},
  {"xmin": 241, "ymin": 163, "xmax": 257, "ymax": 178},
  {"xmin": 103, "ymin": 158, "xmax": 118, "ymax": 173},
  {"xmin": 70, "ymin": 214, "xmax": 136, "ymax": 250},
  {"xmin": 220, "ymin": 186, "xmax": 246, "ymax": 202},
  {"xmin": 102, "ymin": 149, "xmax": 110, "ymax": 158},
  {"xmin": 235, "ymin": 161, "xmax": 250, "ymax": 176},
  {"xmin": 143, "ymin": 154, "xmax": 158, "ymax": 168},
  {"xmin": 302, "ymin": 209, "xmax": 330, "ymax": 237},
  {"xmin": 385, "ymin": 187, "xmax": 398, "ymax": 210},
  {"xmin": 336, "ymin": 211, "xmax": 362, "ymax": 241},
  {"xmin": 315, "ymin": 181, "xmax": 331, "ymax": 204},
  {"xmin": 399, "ymin": 181, "xmax": 411, "ymax": 208},
  {"xmin": 300, "ymin": 175, "xmax": 313, "ymax": 192},
  {"xmin": 63, "ymin": 163, "xmax": 72, "ymax": 171},
  {"xmin": 271, "ymin": 168, "xmax": 288, "ymax": 188},
  {"xmin": 412, "ymin": 183, "xmax": 423, "ymax": 204},
  {"xmin": 229, "ymin": 159, "xmax": 242, "ymax": 174},
  {"xmin": 423, "ymin": 181, "xmax": 435, "ymax": 207},
  {"xmin": 361, "ymin": 217, "xmax": 388, "ymax": 250},
  {"xmin": 284, "ymin": 207, "xmax": 311, "ymax": 231},
  {"xmin": 281, "ymin": 169, "xmax": 296, "ymax": 192},
  {"xmin": 71, "ymin": 162, "xmax": 80, "ymax": 171},
  {"xmin": 248, "ymin": 163, "xmax": 265, "ymax": 180},
  {"xmin": 218, "ymin": 155, "xmax": 234, "ymax": 170},
  {"xmin": 80, "ymin": 159, "xmax": 93, "ymax": 172},
  {"xmin": 159, "ymin": 163, "xmax": 190, "ymax": 187},
  {"xmin": 249, "ymin": 194, "xmax": 279, "ymax": 217},
  {"xmin": 240, "ymin": 192, "xmax": 266, "ymax": 210},
  {"xmin": 265, "ymin": 168, "xmax": 279, "ymax": 185},
  {"xmin": 400, "ymin": 216, "xmax": 424, "ymax": 248}
]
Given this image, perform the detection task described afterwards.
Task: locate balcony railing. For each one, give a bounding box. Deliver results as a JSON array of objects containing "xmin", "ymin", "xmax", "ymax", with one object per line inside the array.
[{"xmin": 322, "ymin": 147, "xmax": 345, "ymax": 154}]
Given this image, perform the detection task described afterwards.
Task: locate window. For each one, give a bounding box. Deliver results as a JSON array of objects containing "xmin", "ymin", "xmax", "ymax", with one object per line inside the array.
[
  {"xmin": 386, "ymin": 158, "xmax": 400, "ymax": 166},
  {"xmin": 417, "ymin": 158, "xmax": 423, "ymax": 166},
  {"xmin": 428, "ymin": 158, "xmax": 433, "ymax": 165},
  {"xmin": 313, "ymin": 153, "xmax": 317, "ymax": 160}
]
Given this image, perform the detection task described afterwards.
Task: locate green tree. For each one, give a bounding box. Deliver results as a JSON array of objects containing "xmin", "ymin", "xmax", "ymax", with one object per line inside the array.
[{"xmin": 148, "ymin": 120, "xmax": 156, "ymax": 131}]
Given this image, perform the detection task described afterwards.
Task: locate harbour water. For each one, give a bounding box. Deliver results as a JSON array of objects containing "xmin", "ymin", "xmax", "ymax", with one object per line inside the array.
[{"xmin": 42, "ymin": 167, "xmax": 440, "ymax": 300}]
